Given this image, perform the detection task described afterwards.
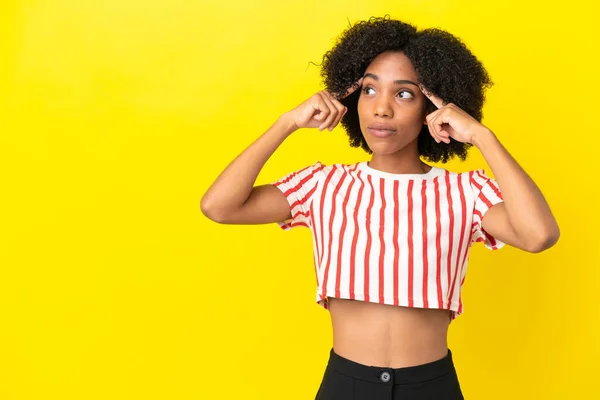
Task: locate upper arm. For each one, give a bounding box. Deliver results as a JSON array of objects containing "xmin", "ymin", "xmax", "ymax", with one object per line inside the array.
[
  {"xmin": 470, "ymin": 169, "xmax": 506, "ymax": 251},
  {"xmin": 269, "ymin": 161, "xmax": 324, "ymax": 230},
  {"xmin": 470, "ymin": 169, "xmax": 532, "ymax": 252},
  {"xmin": 203, "ymin": 161, "xmax": 324, "ymax": 229},
  {"xmin": 210, "ymin": 184, "xmax": 293, "ymax": 225},
  {"xmin": 481, "ymin": 202, "xmax": 524, "ymax": 250}
]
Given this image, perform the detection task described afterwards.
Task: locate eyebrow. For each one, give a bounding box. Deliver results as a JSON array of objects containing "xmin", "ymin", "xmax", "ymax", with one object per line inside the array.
[{"xmin": 363, "ymin": 73, "xmax": 418, "ymax": 87}]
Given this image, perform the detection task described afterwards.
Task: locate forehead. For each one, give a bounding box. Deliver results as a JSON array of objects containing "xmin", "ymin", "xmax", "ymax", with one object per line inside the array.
[{"xmin": 364, "ymin": 51, "xmax": 418, "ymax": 81}]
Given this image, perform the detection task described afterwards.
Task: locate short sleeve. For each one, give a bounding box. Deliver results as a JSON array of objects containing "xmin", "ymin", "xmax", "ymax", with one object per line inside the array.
[
  {"xmin": 470, "ymin": 169, "xmax": 505, "ymax": 250},
  {"xmin": 271, "ymin": 161, "xmax": 325, "ymax": 230}
]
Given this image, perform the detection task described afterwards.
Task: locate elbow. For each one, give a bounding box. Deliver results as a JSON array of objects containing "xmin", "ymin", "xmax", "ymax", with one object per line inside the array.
[
  {"xmin": 525, "ymin": 225, "xmax": 561, "ymax": 253},
  {"xmin": 199, "ymin": 197, "xmax": 213, "ymax": 220},
  {"xmin": 200, "ymin": 196, "xmax": 227, "ymax": 224}
]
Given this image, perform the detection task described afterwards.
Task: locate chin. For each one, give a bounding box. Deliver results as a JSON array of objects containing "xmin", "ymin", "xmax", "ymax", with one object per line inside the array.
[{"xmin": 364, "ymin": 139, "xmax": 409, "ymax": 156}]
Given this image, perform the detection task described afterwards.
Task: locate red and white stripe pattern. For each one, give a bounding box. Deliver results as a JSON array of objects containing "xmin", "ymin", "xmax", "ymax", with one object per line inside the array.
[{"xmin": 273, "ymin": 161, "xmax": 504, "ymax": 320}]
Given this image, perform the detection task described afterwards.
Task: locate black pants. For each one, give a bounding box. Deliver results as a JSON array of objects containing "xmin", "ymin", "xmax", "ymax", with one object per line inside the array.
[{"xmin": 315, "ymin": 349, "xmax": 464, "ymax": 400}]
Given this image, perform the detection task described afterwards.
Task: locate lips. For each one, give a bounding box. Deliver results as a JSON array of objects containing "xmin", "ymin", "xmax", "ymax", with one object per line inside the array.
[{"xmin": 367, "ymin": 123, "xmax": 396, "ymax": 138}]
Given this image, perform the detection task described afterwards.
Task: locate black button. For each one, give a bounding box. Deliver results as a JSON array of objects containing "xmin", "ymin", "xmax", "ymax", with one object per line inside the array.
[{"xmin": 380, "ymin": 371, "xmax": 391, "ymax": 383}]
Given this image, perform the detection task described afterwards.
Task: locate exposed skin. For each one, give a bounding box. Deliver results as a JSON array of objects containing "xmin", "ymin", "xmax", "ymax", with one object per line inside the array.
[
  {"xmin": 328, "ymin": 51, "xmax": 452, "ymax": 368},
  {"xmin": 200, "ymin": 50, "xmax": 560, "ymax": 368},
  {"xmin": 356, "ymin": 51, "xmax": 431, "ymax": 175}
]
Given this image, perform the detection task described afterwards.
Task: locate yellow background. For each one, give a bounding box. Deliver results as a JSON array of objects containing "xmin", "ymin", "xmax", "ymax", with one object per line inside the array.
[{"xmin": 1, "ymin": 0, "xmax": 598, "ymax": 399}]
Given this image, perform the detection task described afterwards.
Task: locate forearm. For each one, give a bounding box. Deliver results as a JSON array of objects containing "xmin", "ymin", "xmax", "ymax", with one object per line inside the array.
[
  {"xmin": 200, "ymin": 114, "xmax": 297, "ymax": 216},
  {"xmin": 472, "ymin": 128, "xmax": 560, "ymax": 246}
]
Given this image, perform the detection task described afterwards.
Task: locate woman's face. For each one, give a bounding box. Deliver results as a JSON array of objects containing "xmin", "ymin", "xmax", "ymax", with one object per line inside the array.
[{"xmin": 357, "ymin": 51, "xmax": 428, "ymax": 155}]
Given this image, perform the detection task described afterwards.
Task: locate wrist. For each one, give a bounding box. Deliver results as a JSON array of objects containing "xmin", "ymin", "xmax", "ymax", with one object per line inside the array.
[
  {"xmin": 277, "ymin": 112, "xmax": 299, "ymax": 136},
  {"xmin": 471, "ymin": 127, "xmax": 496, "ymax": 148}
]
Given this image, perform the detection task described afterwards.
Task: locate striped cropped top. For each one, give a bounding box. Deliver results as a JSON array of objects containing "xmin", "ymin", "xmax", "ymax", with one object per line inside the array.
[{"xmin": 272, "ymin": 161, "xmax": 504, "ymax": 321}]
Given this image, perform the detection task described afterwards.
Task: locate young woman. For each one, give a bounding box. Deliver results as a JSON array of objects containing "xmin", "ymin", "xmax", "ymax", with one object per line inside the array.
[{"xmin": 200, "ymin": 16, "xmax": 559, "ymax": 400}]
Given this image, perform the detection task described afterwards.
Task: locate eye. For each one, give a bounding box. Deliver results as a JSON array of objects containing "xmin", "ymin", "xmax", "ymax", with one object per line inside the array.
[
  {"xmin": 362, "ymin": 86, "xmax": 375, "ymax": 95},
  {"xmin": 398, "ymin": 90, "xmax": 414, "ymax": 99}
]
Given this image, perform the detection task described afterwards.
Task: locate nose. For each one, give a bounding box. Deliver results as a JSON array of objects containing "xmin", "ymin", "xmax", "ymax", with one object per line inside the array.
[{"xmin": 374, "ymin": 96, "xmax": 393, "ymax": 118}]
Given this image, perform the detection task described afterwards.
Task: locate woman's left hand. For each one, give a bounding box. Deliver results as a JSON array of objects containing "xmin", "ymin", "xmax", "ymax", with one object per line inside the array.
[{"xmin": 420, "ymin": 86, "xmax": 489, "ymax": 145}]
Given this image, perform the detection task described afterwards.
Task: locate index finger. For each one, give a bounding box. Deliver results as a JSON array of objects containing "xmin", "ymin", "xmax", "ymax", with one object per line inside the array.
[
  {"xmin": 332, "ymin": 77, "xmax": 364, "ymax": 100},
  {"xmin": 420, "ymin": 84, "xmax": 446, "ymax": 109}
]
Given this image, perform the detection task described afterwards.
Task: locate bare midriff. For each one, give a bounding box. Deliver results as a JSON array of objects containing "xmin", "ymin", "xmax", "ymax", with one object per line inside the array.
[{"xmin": 328, "ymin": 297, "xmax": 452, "ymax": 368}]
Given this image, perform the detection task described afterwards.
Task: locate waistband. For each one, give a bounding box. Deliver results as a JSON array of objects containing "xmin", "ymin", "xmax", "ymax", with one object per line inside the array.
[{"xmin": 326, "ymin": 348, "xmax": 456, "ymax": 385}]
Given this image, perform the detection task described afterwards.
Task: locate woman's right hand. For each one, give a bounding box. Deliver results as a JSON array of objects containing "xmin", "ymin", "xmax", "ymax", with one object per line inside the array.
[
  {"xmin": 284, "ymin": 79, "xmax": 363, "ymax": 132},
  {"xmin": 283, "ymin": 90, "xmax": 346, "ymax": 132}
]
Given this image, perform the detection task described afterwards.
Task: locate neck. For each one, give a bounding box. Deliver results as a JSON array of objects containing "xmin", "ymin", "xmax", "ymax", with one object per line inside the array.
[{"xmin": 368, "ymin": 143, "xmax": 431, "ymax": 174}]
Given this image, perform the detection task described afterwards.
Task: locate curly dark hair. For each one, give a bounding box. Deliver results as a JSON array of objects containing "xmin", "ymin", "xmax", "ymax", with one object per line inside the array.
[{"xmin": 319, "ymin": 16, "xmax": 493, "ymax": 163}]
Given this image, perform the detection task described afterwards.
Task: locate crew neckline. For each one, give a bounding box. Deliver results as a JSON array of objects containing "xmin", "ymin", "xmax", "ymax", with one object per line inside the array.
[{"xmin": 357, "ymin": 161, "xmax": 445, "ymax": 180}]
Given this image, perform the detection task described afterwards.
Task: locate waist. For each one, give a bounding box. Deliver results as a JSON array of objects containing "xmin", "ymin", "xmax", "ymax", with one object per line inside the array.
[
  {"xmin": 328, "ymin": 298, "xmax": 451, "ymax": 368},
  {"xmin": 325, "ymin": 347, "xmax": 457, "ymax": 385}
]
